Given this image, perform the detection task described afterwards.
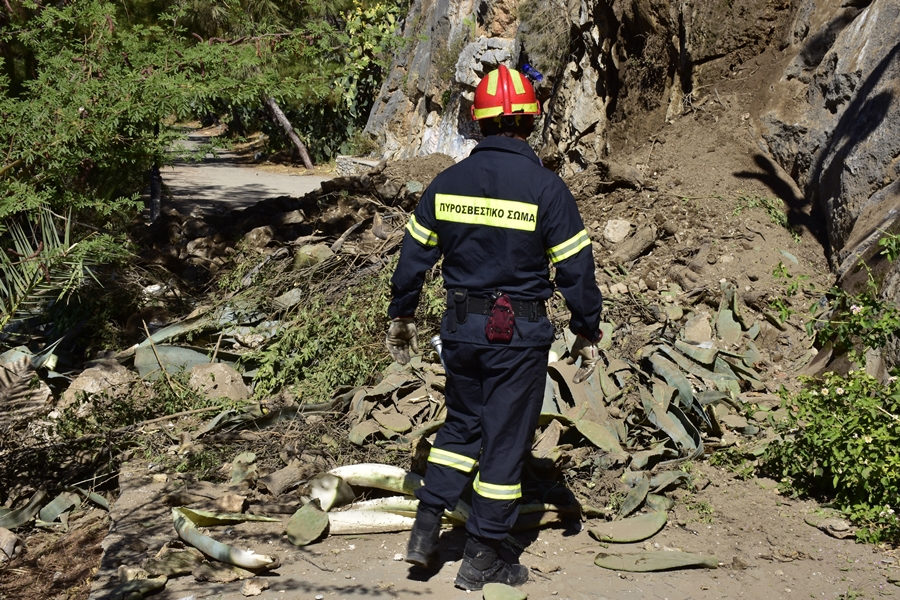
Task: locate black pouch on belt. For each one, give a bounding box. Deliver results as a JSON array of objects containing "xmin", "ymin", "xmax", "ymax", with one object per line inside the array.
[
  {"xmin": 485, "ymin": 292, "xmax": 515, "ymax": 342},
  {"xmin": 447, "ymin": 288, "xmax": 469, "ymax": 333}
]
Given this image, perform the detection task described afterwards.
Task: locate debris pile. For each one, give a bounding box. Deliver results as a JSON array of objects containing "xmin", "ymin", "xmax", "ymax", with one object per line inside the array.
[{"xmin": 0, "ymin": 152, "xmax": 854, "ymax": 596}]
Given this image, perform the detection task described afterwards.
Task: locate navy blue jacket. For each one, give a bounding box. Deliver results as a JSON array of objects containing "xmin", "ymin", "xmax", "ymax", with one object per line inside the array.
[{"xmin": 388, "ymin": 135, "xmax": 602, "ymax": 347}]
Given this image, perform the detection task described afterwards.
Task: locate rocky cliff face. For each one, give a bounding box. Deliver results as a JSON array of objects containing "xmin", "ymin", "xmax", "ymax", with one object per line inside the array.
[
  {"xmin": 758, "ymin": 0, "xmax": 900, "ymax": 276},
  {"xmin": 366, "ymin": 0, "xmax": 787, "ymax": 172},
  {"xmin": 365, "ymin": 0, "xmax": 900, "ymax": 362}
]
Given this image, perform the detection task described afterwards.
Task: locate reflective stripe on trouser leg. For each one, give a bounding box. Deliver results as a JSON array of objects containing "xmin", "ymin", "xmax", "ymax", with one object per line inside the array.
[
  {"xmin": 415, "ymin": 378, "xmax": 484, "ymax": 511},
  {"xmin": 473, "ymin": 473, "xmax": 521, "ymax": 500},
  {"xmin": 439, "ymin": 341, "xmax": 548, "ymax": 540},
  {"xmin": 428, "ymin": 447, "xmax": 477, "ymax": 473}
]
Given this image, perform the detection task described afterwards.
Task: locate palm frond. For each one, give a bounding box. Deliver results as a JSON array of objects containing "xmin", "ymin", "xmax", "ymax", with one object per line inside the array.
[{"xmin": 0, "ymin": 206, "xmax": 97, "ymax": 331}]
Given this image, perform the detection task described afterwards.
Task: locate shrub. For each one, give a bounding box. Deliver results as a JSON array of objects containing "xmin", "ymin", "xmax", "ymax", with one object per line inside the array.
[{"xmin": 760, "ymin": 370, "xmax": 900, "ymax": 544}]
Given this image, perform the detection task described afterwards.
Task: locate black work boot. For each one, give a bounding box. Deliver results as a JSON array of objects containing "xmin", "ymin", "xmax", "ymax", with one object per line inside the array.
[
  {"xmin": 405, "ymin": 504, "xmax": 442, "ymax": 569},
  {"xmin": 454, "ymin": 536, "xmax": 528, "ymax": 591}
]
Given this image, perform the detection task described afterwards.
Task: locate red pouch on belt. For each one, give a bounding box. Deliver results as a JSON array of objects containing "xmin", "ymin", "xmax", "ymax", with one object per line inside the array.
[{"xmin": 485, "ymin": 293, "xmax": 515, "ymax": 342}]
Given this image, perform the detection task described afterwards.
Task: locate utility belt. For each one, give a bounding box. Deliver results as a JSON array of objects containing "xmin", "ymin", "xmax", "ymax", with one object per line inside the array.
[{"xmin": 446, "ymin": 288, "xmax": 546, "ymax": 339}]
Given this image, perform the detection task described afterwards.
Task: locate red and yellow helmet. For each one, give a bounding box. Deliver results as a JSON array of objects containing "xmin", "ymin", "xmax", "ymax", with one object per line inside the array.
[{"xmin": 471, "ymin": 65, "xmax": 541, "ymax": 121}]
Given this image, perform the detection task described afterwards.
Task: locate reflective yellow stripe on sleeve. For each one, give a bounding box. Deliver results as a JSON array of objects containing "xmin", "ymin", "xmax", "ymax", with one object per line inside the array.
[
  {"xmin": 406, "ymin": 215, "xmax": 439, "ymax": 247},
  {"xmin": 428, "ymin": 448, "xmax": 477, "ymax": 473},
  {"xmin": 547, "ymin": 229, "xmax": 591, "ymax": 264},
  {"xmin": 473, "ymin": 473, "xmax": 522, "ymax": 500},
  {"xmin": 435, "ymin": 194, "xmax": 538, "ymax": 232}
]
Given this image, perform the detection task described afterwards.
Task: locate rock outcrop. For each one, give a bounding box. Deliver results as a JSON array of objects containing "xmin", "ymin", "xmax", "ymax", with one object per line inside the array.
[
  {"xmin": 366, "ymin": 0, "xmax": 900, "ymax": 365},
  {"xmin": 367, "ymin": 0, "xmax": 787, "ymax": 174},
  {"xmin": 757, "ymin": 0, "xmax": 900, "ymax": 363}
]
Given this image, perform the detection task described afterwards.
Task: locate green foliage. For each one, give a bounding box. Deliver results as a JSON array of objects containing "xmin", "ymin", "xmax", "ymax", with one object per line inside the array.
[
  {"xmin": 1, "ymin": 0, "xmax": 406, "ymax": 221},
  {"xmin": 733, "ymin": 194, "xmax": 800, "ymax": 242},
  {"xmin": 247, "ymin": 272, "xmax": 392, "ymax": 401},
  {"xmin": 708, "ymin": 447, "xmax": 756, "ymax": 480},
  {"xmin": 679, "ymin": 494, "xmax": 714, "ymax": 523},
  {"xmin": 760, "ymin": 371, "xmax": 900, "ymax": 544},
  {"xmin": 517, "ymin": 0, "xmax": 571, "ymax": 77},
  {"xmin": 434, "ymin": 19, "xmax": 471, "ymax": 84},
  {"xmin": 244, "ymin": 0, "xmax": 406, "ymax": 162},
  {"xmin": 57, "ymin": 370, "xmax": 236, "ymax": 438},
  {"xmin": 807, "ymin": 269, "xmax": 900, "ymax": 363},
  {"xmin": 768, "ymin": 297, "xmax": 794, "ymax": 323},
  {"xmin": 0, "ymin": 207, "xmax": 121, "ymax": 332},
  {"xmin": 877, "ymin": 230, "xmax": 900, "ymax": 263},
  {"xmin": 244, "ymin": 253, "xmax": 446, "ymax": 402}
]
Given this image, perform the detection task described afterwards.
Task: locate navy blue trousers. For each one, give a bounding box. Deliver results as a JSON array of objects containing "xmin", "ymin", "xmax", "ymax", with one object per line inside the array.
[{"xmin": 416, "ymin": 341, "xmax": 549, "ymax": 540}]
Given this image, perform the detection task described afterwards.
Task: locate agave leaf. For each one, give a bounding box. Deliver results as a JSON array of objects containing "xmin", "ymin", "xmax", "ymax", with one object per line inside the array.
[
  {"xmin": 172, "ymin": 507, "xmax": 278, "ymax": 570},
  {"xmin": 327, "ymin": 509, "xmax": 417, "ymax": 535},
  {"xmin": 649, "ymin": 353, "xmax": 695, "ymax": 410},
  {"xmin": 574, "ymin": 418, "xmax": 625, "ymax": 456},
  {"xmin": 594, "ymin": 550, "xmax": 718, "ymax": 571},
  {"xmin": 176, "ymin": 507, "xmax": 280, "ymax": 528},
  {"xmin": 673, "ymin": 340, "xmax": 718, "ymax": 365},
  {"xmin": 0, "ymin": 490, "xmax": 48, "ymax": 529},
  {"xmin": 590, "ymin": 511, "xmax": 667, "ymax": 543},
  {"xmin": 715, "ymin": 308, "xmax": 742, "ymax": 346},
  {"xmin": 286, "ymin": 501, "xmax": 330, "ymax": 546},
  {"xmin": 38, "ymin": 492, "xmax": 80, "ymax": 523},
  {"xmin": 618, "ymin": 474, "xmax": 650, "ymax": 519},
  {"xmin": 646, "ymin": 494, "xmax": 675, "ymax": 512},
  {"xmin": 640, "ymin": 388, "xmax": 697, "ymax": 458}
]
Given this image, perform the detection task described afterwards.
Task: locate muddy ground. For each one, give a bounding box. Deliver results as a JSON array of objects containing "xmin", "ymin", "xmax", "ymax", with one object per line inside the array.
[{"xmin": 2, "ymin": 50, "xmax": 899, "ymax": 600}]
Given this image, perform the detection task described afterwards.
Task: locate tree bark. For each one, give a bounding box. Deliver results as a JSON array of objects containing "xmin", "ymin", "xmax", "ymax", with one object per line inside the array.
[
  {"xmin": 264, "ymin": 96, "xmax": 314, "ymax": 170},
  {"xmin": 148, "ymin": 164, "xmax": 162, "ymax": 223}
]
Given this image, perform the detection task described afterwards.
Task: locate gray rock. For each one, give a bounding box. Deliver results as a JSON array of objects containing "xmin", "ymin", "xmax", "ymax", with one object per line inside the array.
[
  {"xmin": 293, "ymin": 244, "xmax": 335, "ymax": 270},
  {"xmin": 604, "ymin": 219, "xmax": 632, "ymax": 243},
  {"xmin": 60, "ymin": 360, "xmax": 133, "ymax": 409},
  {"xmin": 682, "ymin": 313, "xmax": 713, "ymax": 343},
  {"xmin": 188, "ymin": 363, "xmax": 249, "ymax": 401},
  {"xmin": 243, "ymin": 226, "xmax": 275, "ymax": 251}
]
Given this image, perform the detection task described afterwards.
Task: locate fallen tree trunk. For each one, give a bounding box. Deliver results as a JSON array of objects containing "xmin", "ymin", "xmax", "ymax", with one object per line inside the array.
[{"xmin": 264, "ymin": 96, "xmax": 314, "ymax": 170}]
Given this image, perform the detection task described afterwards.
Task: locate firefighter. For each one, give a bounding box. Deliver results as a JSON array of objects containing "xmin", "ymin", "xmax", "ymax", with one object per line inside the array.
[{"xmin": 385, "ymin": 64, "xmax": 603, "ymax": 591}]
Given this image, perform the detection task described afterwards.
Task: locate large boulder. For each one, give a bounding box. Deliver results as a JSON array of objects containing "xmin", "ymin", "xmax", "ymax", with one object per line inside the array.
[
  {"xmin": 60, "ymin": 360, "xmax": 134, "ymax": 409},
  {"xmin": 759, "ymin": 0, "xmax": 900, "ymax": 269},
  {"xmin": 366, "ymin": 0, "xmax": 790, "ymax": 174},
  {"xmin": 188, "ymin": 363, "xmax": 249, "ymax": 401},
  {"xmin": 757, "ymin": 0, "xmax": 900, "ymax": 364}
]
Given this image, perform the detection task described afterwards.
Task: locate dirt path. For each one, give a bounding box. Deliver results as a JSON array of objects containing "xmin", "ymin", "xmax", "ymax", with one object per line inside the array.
[
  {"xmin": 85, "ymin": 462, "xmax": 893, "ymax": 600},
  {"xmin": 160, "ymin": 132, "xmax": 332, "ymax": 213}
]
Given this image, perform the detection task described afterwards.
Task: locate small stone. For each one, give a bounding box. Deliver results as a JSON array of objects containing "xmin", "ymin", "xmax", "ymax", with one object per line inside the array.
[
  {"xmin": 683, "ymin": 312, "xmax": 713, "ymax": 343},
  {"xmin": 393, "ymin": 553, "xmax": 404, "ymax": 561},
  {"xmin": 609, "ymin": 283, "xmax": 629, "ymax": 296},
  {"xmin": 243, "ymin": 225, "xmax": 275, "ymax": 251},
  {"xmin": 293, "ymin": 244, "xmax": 335, "ymax": 270},
  {"xmin": 719, "ymin": 255, "xmax": 735, "ymax": 264},
  {"xmin": 151, "ymin": 474, "xmax": 168, "ymax": 484},
  {"xmin": 603, "ymin": 219, "xmax": 632, "ymax": 243},
  {"xmin": 189, "ymin": 363, "xmax": 249, "ymax": 401},
  {"xmin": 240, "ymin": 578, "xmax": 269, "ymax": 596},
  {"xmin": 664, "ymin": 305, "xmax": 684, "ymax": 321}
]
